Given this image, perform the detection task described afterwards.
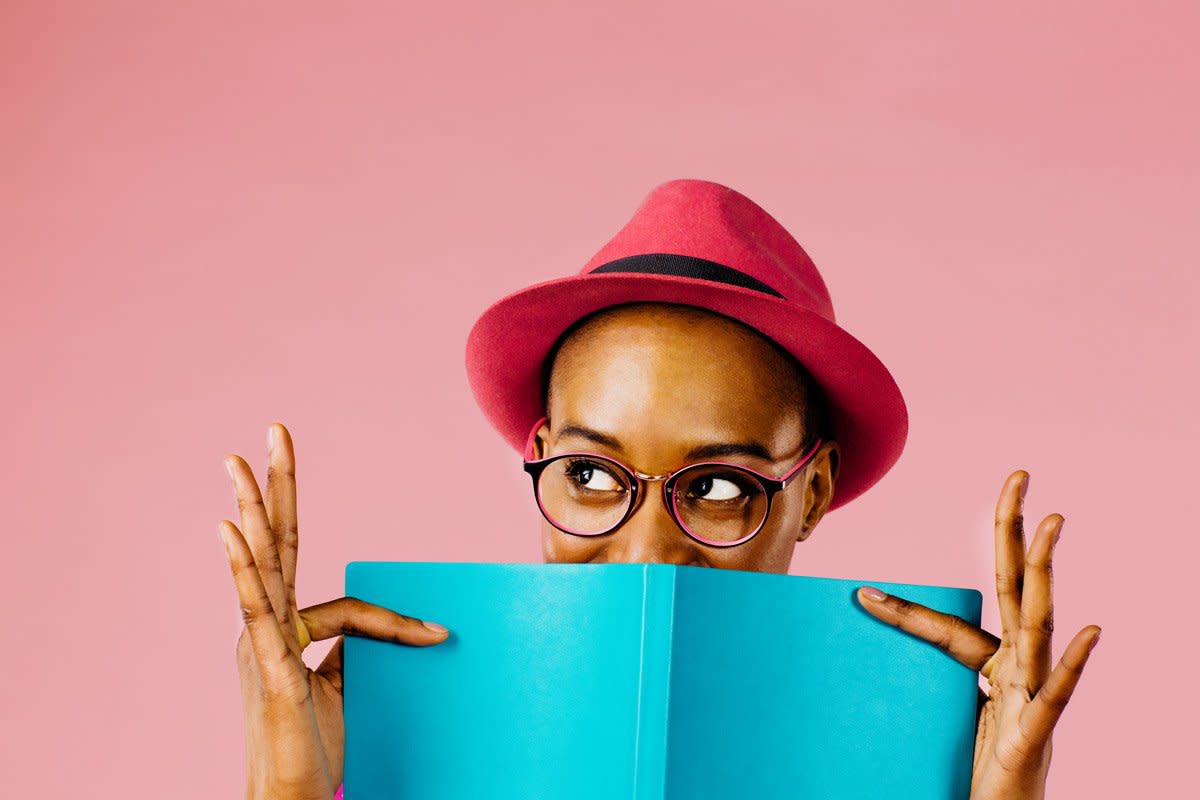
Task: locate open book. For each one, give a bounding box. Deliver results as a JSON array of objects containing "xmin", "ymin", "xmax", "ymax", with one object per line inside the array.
[{"xmin": 344, "ymin": 563, "xmax": 981, "ymax": 799}]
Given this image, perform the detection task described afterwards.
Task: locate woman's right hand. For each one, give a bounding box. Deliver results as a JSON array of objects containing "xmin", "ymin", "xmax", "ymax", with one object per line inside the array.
[{"xmin": 218, "ymin": 423, "xmax": 450, "ymax": 800}]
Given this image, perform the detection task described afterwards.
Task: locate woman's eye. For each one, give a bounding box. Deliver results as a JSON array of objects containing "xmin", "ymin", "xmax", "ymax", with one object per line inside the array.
[
  {"xmin": 566, "ymin": 461, "xmax": 622, "ymax": 492},
  {"xmin": 690, "ymin": 476, "xmax": 745, "ymax": 501}
]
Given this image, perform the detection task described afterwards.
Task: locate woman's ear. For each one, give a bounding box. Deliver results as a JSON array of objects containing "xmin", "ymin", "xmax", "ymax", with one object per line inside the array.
[
  {"xmin": 797, "ymin": 440, "xmax": 840, "ymax": 542},
  {"xmin": 825, "ymin": 440, "xmax": 841, "ymax": 485},
  {"xmin": 532, "ymin": 419, "xmax": 552, "ymax": 459}
]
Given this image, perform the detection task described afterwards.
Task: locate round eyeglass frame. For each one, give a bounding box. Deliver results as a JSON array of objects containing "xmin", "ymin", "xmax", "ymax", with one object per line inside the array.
[{"xmin": 521, "ymin": 416, "xmax": 823, "ymax": 548}]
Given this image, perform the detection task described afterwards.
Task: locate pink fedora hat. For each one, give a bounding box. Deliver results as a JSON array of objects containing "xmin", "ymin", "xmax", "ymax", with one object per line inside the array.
[{"xmin": 464, "ymin": 178, "xmax": 908, "ymax": 511}]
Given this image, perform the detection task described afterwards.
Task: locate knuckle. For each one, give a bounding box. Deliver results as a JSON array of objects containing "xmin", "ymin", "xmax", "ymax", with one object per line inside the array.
[
  {"xmin": 933, "ymin": 615, "xmax": 967, "ymax": 653},
  {"xmin": 994, "ymin": 569, "xmax": 1024, "ymax": 595},
  {"xmin": 393, "ymin": 611, "xmax": 420, "ymax": 627},
  {"xmin": 277, "ymin": 520, "xmax": 299, "ymax": 546},
  {"xmin": 1005, "ymin": 677, "xmax": 1033, "ymax": 701},
  {"xmin": 1026, "ymin": 555, "xmax": 1053, "ymax": 571},
  {"xmin": 1027, "ymin": 544, "xmax": 1056, "ymax": 569},
  {"xmin": 392, "ymin": 621, "xmax": 424, "ymax": 643},
  {"xmin": 257, "ymin": 547, "xmax": 283, "ymax": 574},
  {"xmin": 995, "ymin": 507, "xmax": 1023, "ymax": 527},
  {"xmin": 267, "ymin": 463, "xmax": 296, "ymax": 481},
  {"xmin": 945, "ymin": 615, "xmax": 970, "ymax": 643},
  {"xmin": 1040, "ymin": 687, "xmax": 1071, "ymax": 712},
  {"xmin": 889, "ymin": 596, "xmax": 915, "ymax": 618},
  {"xmin": 236, "ymin": 494, "xmax": 266, "ymax": 513},
  {"xmin": 1062, "ymin": 655, "xmax": 1087, "ymax": 677},
  {"xmin": 262, "ymin": 673, "xmax": 312, "ymax": 706},
  {"xmin": 240, "ymin": 603, "xmax": 272, "ymax": 627},
  {"xmin": 340, "ymin": 597, "xmax": 371, "ymax": 626},
  {"xmin": 1020, "ymin": 610, "xmax": 1054, "ymax": 635}
]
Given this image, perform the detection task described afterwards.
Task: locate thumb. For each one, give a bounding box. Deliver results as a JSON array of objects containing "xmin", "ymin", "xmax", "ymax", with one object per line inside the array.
[
  {"xmin": 295, "ymin": 614, "xmax": 312, "ymax": 650},
  {"xmin": 297, "ymin": 596, "xmax": 450, "ymax": 647},
  {"xmin": 855, "ymin": 585, "xmax": 999, "ymax": 670}
]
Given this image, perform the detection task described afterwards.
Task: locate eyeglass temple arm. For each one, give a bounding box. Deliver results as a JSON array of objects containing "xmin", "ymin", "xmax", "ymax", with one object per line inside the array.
[{"xmin": 778, "ymin": 437, "xmax": 824, "ymax": 487}]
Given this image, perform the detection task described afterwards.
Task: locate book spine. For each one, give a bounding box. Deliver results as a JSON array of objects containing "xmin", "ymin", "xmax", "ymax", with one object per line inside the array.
[{"xmin": 632, "ymin": 565, "xmax": 676, "ymax": 800}]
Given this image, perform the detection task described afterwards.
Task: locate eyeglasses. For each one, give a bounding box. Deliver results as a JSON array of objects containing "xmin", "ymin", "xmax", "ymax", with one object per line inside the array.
[{"xmin": 521, "ymin": 416, "xmax": 823, "ymax": 548}]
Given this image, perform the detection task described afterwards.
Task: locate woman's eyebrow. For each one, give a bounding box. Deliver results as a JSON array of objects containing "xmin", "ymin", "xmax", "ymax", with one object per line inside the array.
[
  {"xmin": 556, "ymin": 424, "xmax": 622, "ymax": 449},
  {"xmin": 686, "ymin": 441, "xmax": 774, "ymax": 461},
  {"xmin": 556, "ymin": 423, "xmax": 774, "ymax": 461}
]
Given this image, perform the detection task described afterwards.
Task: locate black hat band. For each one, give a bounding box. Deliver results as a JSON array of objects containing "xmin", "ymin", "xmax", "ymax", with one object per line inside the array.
[{"xmin": 589, "ymin": 253, "xmax": 785, "ymax": 299}]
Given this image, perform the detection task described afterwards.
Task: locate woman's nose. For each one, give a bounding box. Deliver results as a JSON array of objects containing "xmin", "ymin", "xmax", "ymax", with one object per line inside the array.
[{"xmin": 600, "ymin": 487, "xmax": 698, "ymax": 565}]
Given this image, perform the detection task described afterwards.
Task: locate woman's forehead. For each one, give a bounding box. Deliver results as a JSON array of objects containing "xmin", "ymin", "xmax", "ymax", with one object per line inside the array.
[{"xmin": 546, "ymin": 305, "xmax": 808, "ymax": 461}]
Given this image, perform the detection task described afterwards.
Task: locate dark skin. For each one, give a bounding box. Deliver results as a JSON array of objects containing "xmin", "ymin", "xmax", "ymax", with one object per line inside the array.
[
  {"xmin": 219, "ymin": 302, "xmax": 1099, "ymax": 799},
  {"xmin": 532, "ymin": 303, "xmax": 839, "ymax": 571}
]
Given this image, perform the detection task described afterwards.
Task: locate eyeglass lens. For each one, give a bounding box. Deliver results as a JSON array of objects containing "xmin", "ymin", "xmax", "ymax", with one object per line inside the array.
[{"xmin": 535, "ymin": 455, "xmax": 769, "ymax": 543}]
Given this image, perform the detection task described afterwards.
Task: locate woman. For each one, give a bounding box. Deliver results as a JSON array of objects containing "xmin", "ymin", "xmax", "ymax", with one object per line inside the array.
[{"xmin": 218, "ymin": 179, "xmax": 1100, "ymax": 799}]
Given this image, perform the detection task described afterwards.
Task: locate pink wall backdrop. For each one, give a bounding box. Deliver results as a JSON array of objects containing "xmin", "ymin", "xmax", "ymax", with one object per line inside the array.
[{"xmin": 3, "ymin": 1, "xmax": 1195, "ymax": 796}]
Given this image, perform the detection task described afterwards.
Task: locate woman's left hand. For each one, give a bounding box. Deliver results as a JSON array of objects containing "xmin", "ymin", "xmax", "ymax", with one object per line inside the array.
[{"xmin": 856, "ymin": 470, "xmax": 1101, "ymax": 800}]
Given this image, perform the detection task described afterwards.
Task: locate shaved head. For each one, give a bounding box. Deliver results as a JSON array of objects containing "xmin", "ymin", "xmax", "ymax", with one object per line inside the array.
[{"xmin": 543, "ymin": 302, "xmax": 833, "ymax": 452}]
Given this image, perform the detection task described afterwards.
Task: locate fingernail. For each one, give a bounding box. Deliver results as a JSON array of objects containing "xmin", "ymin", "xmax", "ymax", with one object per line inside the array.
[
  {"xmin": 1088, "ymin": 628, "xmax": 1101, "ymax": 651},
  {"xmin": 860, "ymin": 586, "xmax": 887, "ymax": 602},
  {"xmin": 267, "ymin": 426, "xmax": 275, "ymax": 451},
  {"xmin": 1019, "ymin": 472, "xmax": 1030, "ymax": 498},
  {"xmin": 224, "ymin": 458, "xmax": 235, "ymax": 480},
  {"xmin": 422, "ymin": 620, "xmax": 448, "ymax": 634},
  {"xmin": 1055, "ymin": 517, "xmax": 1065, "ymax": 543},
  {"xmin": 216, "ymin": 522, "xmax": 229, "ymax": 549}
]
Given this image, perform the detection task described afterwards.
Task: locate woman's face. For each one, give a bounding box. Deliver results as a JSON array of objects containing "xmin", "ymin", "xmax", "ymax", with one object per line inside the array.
[{"xmin": 531, "ymin": 303, "xmax": 840, "ymax": 573}]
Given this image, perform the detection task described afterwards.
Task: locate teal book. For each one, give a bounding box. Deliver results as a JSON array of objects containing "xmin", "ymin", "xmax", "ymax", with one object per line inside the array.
[{"xmin": 344, "ymin": 562, "xmax": 982, "ymax": 799}]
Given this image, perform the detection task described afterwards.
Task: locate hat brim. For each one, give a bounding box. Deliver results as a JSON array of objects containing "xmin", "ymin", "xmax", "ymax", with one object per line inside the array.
[{"xmin": 465, "ymin": 272, "xmax": 908, "ymax": 511}]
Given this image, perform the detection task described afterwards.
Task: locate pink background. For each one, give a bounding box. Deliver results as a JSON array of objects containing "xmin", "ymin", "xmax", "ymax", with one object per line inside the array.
[{"xmin": 3, "ymin": 2, "xmax": 1195, "ymax": 796}]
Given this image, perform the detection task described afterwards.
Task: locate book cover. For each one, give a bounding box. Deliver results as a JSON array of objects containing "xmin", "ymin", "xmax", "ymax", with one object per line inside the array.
[{"xmin": 344, "ymin": 562, "xmax": 982, "ymax": 798}]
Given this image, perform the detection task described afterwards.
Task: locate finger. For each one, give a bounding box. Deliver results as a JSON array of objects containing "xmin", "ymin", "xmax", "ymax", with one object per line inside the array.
[
  {"xmin": 218, "ymin": 520, "xmax": 307, "ymax": 696},
  {"xmin": 1018, "ymin": 625, "xmax": 1100, "ymax": 750},
  {"xmin": 858, "ymin": 587, "xmax": 1000, "ymax": 670},
  {"xmin": 225, "ymin": 454, "xmax": 294, "ymax": 643},
  {"xmin": 1018, "ymin": 513, "xmax": 1063, "ymax": 693},
  {"xmin": 298, "ymin": 596, "xmax": 451, "ymax": 647},
  {"xmin": 995, "ymin": 470, "xmax": 1030, "ymax": 640},
  {"xmin": 264, "ymin": 423, "xmax": 299, "ymax": 614},
  {"xmin": 315, "ymin": 637, "xmax": 345, "ymax": 694}
]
